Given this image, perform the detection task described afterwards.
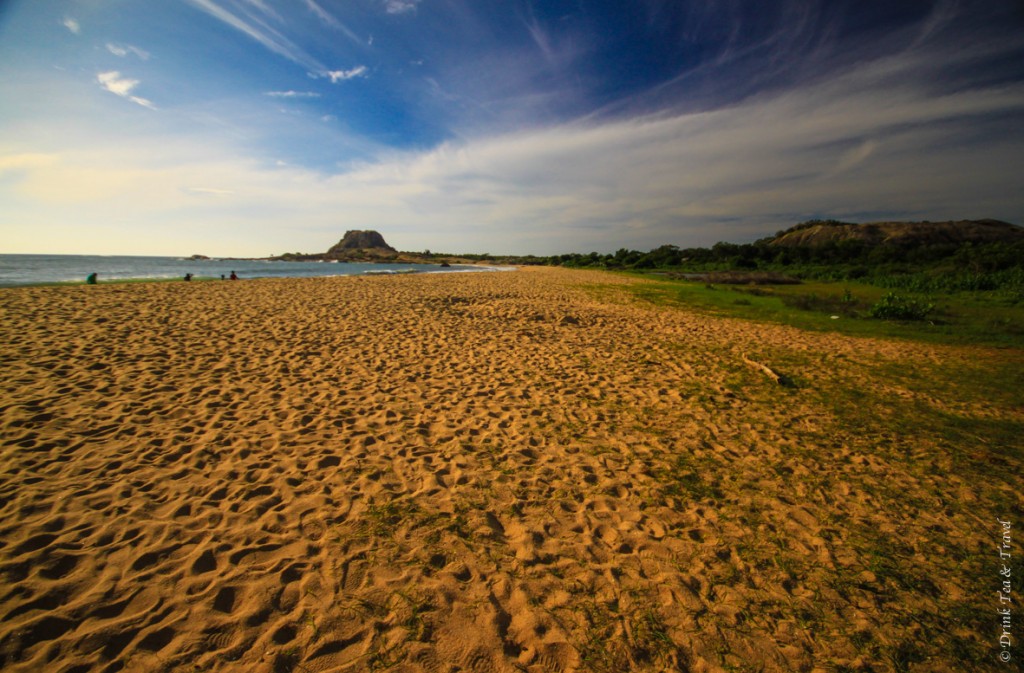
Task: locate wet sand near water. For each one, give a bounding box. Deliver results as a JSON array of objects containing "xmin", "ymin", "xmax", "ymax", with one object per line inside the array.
[{"xmin": 0, "ymin": 267, "xmax": 1018, "ymax": 672}]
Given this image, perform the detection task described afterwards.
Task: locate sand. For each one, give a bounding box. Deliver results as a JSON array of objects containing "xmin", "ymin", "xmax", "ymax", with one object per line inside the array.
[{"xmin": 0, "ymin": 267, "xmax": 1018, "ymax": 672}]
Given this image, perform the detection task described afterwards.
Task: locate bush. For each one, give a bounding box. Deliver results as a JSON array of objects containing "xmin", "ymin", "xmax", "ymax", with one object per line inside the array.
[
  {"xmin": 869, "ymin": 293, "xmax": 934, "ymax": 321},
  {"xmin": 781, "ymin": 292, "xmax": 864, "ymax": 317},
  {"xmin": 845, "ymin": 266, "xmax": 869, "ymax": 279}
]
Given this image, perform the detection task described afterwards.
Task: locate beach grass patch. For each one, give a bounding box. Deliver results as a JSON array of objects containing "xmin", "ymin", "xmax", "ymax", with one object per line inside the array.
[
  {"xmin": 601, "ymin": 272, "xmax": 1024, "ymax": 347},
  {"xmin": 868, "ymin": 292, "xmax": 935, "ymax": 321},
  {"xmin": 576, "ymin": 270, "xmax": 1023, "ymax": 669}
]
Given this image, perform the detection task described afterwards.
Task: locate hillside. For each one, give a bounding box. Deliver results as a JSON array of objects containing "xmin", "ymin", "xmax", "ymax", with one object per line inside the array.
[{"xmin": 768, "ymin": 219, "xmax": 1024, "ymax": 247}]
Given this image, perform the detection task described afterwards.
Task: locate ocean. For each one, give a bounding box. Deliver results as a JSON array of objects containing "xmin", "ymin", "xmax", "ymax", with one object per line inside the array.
[{"xmin": 0, "ymin": 255, "xmax": 509, "ymax": 287}]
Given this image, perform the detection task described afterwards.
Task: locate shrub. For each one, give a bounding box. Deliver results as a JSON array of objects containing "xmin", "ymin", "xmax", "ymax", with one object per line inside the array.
[
  {"xmin": 846, "ymin": 266, "xmax": 869, "ymax": 279},
  {"xmin": 869, "ymin": 293, "xmax": 934, "ymax": 321}
]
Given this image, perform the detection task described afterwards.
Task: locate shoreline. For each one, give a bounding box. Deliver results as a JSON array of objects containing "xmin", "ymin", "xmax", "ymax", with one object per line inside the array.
[{"xmin": 0, "ymin": 256, "xmax": 516, "ymax": 289}]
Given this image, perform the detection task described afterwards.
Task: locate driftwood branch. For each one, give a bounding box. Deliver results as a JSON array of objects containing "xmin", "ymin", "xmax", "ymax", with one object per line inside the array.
[{"xmin": 742, "ymin": 353, "xmax": 788, "ymax": 385}]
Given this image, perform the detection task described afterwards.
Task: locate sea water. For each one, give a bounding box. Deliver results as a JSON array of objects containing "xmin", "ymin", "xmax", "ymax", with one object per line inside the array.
[{"xmin": 0, "ymin": 255, "xmax": 508, "ymax": 287}]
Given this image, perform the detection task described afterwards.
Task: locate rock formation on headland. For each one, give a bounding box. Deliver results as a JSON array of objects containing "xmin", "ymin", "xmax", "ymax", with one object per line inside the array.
[
  {"xmin": 326, "ymin": 230, "xmax": 396, "ymax": 255},
  {"xmin": 273, "ymin": 230, "xmax": 480, "ymax": 265}
]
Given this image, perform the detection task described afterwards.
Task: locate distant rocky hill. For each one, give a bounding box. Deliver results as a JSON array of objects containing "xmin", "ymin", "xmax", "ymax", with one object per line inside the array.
[
  {"xmin": 768, "ymin": 219, "xmax": 1024, "ymax": 248},
  {"xmin": 272, "ymin": 230, "xmax": 483, "ymax": 265},
  {"xmin": 325, "ymin": 230, "xmax": 397, "ymax": 257}
]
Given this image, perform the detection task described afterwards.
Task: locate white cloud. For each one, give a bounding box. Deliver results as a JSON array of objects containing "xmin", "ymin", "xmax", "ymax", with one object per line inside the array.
[
  {"xmin": 265, "ymin": 90, "xmax": 321, "ymax": 98},
  {"xmin": 303, "ymin": 0, "xmax": 362, "ymax": 43},
  {"xmin": 238, "ymin": 0, "xmax": 283, "ymax": 23},
  {"xmin": 323, "ymin": 66, "xmax": 367, "ymax": 83},
  {"xmin": 62, "ymin": 17, "xmax": 80, "ymax": 34},
  {"xmin": 106, "ymin": 43, "xmax": 151, "ymax": 60},
  {"xmin": 184, "ymin": 0, "xmax": 323, "ymax": 71},
  {"xmin": 187, "ymin": 187, "xmax": 235, "ymax": 196},
  {"xmin": 0, "ymin": 153, "xmax": 58, "ymax": 175},
  {"xmin": 384, "ymin": 0, "xmax": 420, "ymax": 15},
  {"xmin": 96, "ymin": 71, "xmax": 156, "ymax": 109},
  {"xmin": 303, "ymin": 0, "xmax": 335, "ymax": 25},
  {"xmin": 96, "ymin": 71, "xmax": 137, "ymax": 97},
  {"xmin": 828, "ymin": 139, "xmax": 878, "ymax": 177},
  {"xmin": 4, "ymin": 33, "xmax": 1023, "ymax": 257}
]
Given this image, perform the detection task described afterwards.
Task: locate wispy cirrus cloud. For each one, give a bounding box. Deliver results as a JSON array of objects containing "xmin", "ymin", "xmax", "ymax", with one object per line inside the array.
[
  {"xmin": 384, "ymin": 0, "xmax": 420, "ymax": 15},
  {"xmin": 186, "ymin": 186, "xmax": 235, "ymax": 196},
  {"xmin": 265, "ymin": 90, "xmax": 321, "ymax": 98},
  {"xmin": 303, "ymin": 0, "xmax": 362, "ymax": 43},
  {"xmin": 5, "ymin": 0, "xmax": 1022, "ymax": 258},
  {"xmin": 13, "ymin": 39, "xmax": 1019, "ymax": 257},
  {"xmin": 183, "ymin": 0, "xmax": 368, "ymax": 81},
  {"xmin": 238, "ymin": 0, "xmax": 283, "ymax": 23},
  {"xmin": 183, "ymin": 0, "xmax": 323, "ymax": 71},
  {"xmin": 106, "ymin": 43, "xmax": 151, "ymax": 60},
  {"xmin": 322, "ymin": 66, "xmax": 367, "ymax": 83},
  {"xmin": 521, "ymin": 7, "xmax": 587, "ymax": 73},
  {"xmin": 61, "ymin": 17, "xmax": 80, "ymax": 34},
  {"xmin": 97, "ymin": 71, "xmax": 155, "ymax": 109}
]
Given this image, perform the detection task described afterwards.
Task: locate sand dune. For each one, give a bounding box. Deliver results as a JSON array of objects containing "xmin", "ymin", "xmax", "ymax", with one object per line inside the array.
[{"xmin": 0, "ymin": 267, "xmax": 1017, "ymax": 672}]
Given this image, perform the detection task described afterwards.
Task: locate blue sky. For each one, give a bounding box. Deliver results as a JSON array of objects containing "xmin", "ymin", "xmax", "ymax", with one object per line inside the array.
[{"xmin": 1, "ymin": 0, "xmax": 1023, "ymax": 256}]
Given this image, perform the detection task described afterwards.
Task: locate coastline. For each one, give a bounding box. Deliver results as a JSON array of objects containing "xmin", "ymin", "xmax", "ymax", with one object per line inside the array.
[
  {"xmin": 0, "ymin": 253, "xmax": 514, "ymax": 288},
  {"xmin": 0, "ymin": 267, "xmax": 1017, "ymax": 672}
]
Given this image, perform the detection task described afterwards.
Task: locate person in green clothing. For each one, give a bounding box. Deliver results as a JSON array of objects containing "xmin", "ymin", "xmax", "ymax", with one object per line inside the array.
[{"xmin": 86, "ymin": 273, "xmax": 97, "ymax": 285}]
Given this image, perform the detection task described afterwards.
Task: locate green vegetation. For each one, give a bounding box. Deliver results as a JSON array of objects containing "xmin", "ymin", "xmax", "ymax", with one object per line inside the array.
[
  {"xmin": 867, "ymin": 292, "xmax": 934, "ymax": 321},
  {"xmin": 599, "ymin": 275, "xmax": 1024, "ymax": 347},
  {"xmin": 576, "ymin": 598, "xmax": 680, "ymax": 672},
  {"xmin": 546, "ymin": 223, "xmax": 1024, "ymax": 342},
  {"xmin": 546, "ymin": 224, "xmax": 1024, "ymax": 290},
  {"xmin": 557, "ymin": 238, "xmax": 1024, "ymax": 295},
  {"xmin": 415, "ymin": 219, "xmax": 1024, "ymax": 347}
]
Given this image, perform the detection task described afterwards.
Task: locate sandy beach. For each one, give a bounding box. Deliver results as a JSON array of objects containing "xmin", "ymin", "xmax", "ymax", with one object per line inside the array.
[{"xmin": 0, "ymin": 267, "xmax": 1019, "ymax": 673}]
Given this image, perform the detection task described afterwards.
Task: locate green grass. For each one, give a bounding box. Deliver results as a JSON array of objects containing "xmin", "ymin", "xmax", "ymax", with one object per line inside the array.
[
  {"xmin": 816, "ymin": 356, "xmax": 1024, "ymax": 472},
  {"xmin": 576, "ymin": 599, "xmax": 680, "ymax": 672},
  {"xmin": 613, "ymin": 272, "xmax": 1024, "ymax": 348},
  {"xmin": 581, "ymin": 268, "xmax": 1023, "ymax": 672}
]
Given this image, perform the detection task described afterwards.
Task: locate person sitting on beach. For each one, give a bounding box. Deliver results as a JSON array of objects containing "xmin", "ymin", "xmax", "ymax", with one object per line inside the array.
[
  {"xmin": 229, "ymin": 271, "xmax": 238, "ymax": 280},
  {"xmin": 184, "ymin": 273, "xmax": 193, "ymax": 281},
  {"xmin": 86, "ymin": 272, "xmax": 97, "ymax": 285}
]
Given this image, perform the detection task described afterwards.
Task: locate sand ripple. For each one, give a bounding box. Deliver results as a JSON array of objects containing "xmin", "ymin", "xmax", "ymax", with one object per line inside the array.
[{"xmin": 0, "ymin": 268, "xmax": 1015, "ymax": 672}]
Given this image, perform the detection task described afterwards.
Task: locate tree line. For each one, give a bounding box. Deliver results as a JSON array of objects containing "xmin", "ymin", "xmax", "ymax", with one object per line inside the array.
[{"xmin": 480, "ymin": 237, "xmax": 1024, "ymax": 294}]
